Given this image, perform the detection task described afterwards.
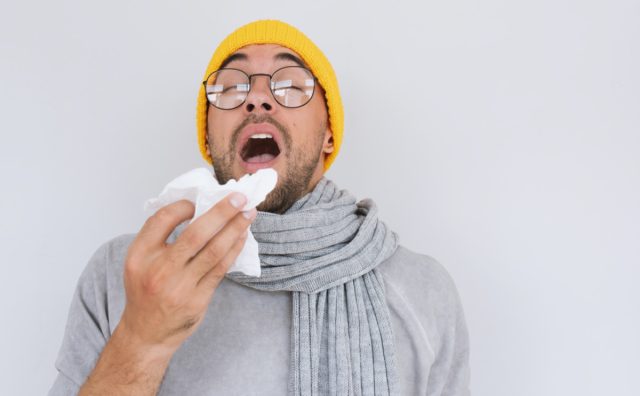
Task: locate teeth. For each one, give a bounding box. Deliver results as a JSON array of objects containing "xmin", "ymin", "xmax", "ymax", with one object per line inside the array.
[{"xmin": 250, "ymin": 133, "xmax": 273, "ymax": 139}]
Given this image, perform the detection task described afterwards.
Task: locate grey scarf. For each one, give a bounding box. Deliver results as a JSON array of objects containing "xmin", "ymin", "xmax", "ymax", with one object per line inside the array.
[{"xmin": 227, "ymin": 178, "xmax": 400, "ymax": 395}]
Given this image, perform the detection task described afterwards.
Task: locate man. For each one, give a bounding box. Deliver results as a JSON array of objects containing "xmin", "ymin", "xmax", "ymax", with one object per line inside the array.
[{"xmin": 49, "ymin": 20, "xmax": 470, "ymax": 395}]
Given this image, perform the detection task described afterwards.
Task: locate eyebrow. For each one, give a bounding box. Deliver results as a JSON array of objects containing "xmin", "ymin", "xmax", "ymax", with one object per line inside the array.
[
  {"xmin": 274, "ymin": 52, "xmax": 307, "ymax": 68},
  {"xmin": 218, "ymin": 51, "xmax": 308, "ymax": 70},
  {"xmin": 219, "ymin": 53, "xmax": 248, "ymax": 69}
]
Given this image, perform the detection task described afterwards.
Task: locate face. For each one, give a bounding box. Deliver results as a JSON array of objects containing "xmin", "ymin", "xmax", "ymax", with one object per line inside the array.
[{"xmin": 206, "ymin": 44, "xmax": 334, "ymax": 214}]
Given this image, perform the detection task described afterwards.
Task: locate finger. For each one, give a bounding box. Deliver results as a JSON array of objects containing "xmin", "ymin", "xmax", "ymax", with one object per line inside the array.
[
  {"xmin": 187, "ymin": 209, "xmax": 256, "ymax": 283},
  {"xmin": 195, "ymin": 228, "xmax": 248, "ymax": 294},
  {"xmin": 169, "ymin": 192, "xmax": 249, "ymax": 263},
  {"xmin": 132, "ymin": 200, "xmax": 196, "ymax": 254}
]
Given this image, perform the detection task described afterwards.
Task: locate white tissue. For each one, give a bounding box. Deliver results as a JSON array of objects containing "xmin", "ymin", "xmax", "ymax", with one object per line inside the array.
[{"xmin": 143, "ymin": 168, "xmax": 278, "ymax": 277}]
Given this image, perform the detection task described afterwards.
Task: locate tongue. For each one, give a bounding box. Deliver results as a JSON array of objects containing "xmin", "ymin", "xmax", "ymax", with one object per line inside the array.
[{"xmin": 245, "ymin": 153, "xmax": 276, "ymax": 163}]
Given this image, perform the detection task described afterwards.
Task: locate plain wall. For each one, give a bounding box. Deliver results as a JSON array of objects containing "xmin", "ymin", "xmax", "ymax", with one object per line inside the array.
[{"xmin": 1, "ymin": 0, "xmax": 638, "ymax": 394}]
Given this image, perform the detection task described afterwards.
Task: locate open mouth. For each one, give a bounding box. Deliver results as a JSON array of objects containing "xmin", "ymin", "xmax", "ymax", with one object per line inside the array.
[{"xmin": 240, "ymin": 133, "xmax": 281, "ymax": 163}]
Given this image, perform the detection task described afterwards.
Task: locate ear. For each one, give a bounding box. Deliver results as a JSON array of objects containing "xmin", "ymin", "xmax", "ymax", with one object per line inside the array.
[
  {"xmin": 205, "ymin": 134, "xmax": 211, "ymax": 157},
  {"xmin": 322, "ymin": 127, "xmax": 334, "ymax": 154}
]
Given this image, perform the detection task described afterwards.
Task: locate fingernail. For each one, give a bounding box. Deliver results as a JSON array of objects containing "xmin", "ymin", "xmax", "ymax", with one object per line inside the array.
[
  {"xmin": 242, "ymin": 208, "xmax": 257, "ymax": 220},
  {"xmin": 229, "ymin": 192, "xmax": 247, "ymax": 209}
]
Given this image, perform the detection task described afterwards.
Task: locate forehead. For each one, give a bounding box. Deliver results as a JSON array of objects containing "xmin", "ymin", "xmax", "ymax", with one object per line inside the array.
[{"xmin": 220, "ymin": 44, "xmax": 307, "ymax": 71}]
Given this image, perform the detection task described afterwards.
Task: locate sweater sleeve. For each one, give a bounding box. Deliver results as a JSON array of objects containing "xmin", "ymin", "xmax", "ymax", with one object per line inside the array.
[
  {"xmin": 424, "ymin": 261, "xmax": 471, "ymax": 396},
  {"xmin": 48, "ymin": 237, "xmax": 125, "ymax": 395},
  {"xmin": 48, "ymin": 372, "xmax": 81, "ymax": 396}
]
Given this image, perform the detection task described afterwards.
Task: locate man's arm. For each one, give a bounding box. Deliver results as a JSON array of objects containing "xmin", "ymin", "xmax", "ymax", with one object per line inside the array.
[{"xmin": 78, "ymin": 322, "xmax": 174, "ymax": 395}]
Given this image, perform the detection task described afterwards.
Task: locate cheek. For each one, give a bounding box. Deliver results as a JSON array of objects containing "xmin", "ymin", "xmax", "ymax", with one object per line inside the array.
[
  {"xmin": 290, "ymin": 104, "xmax": 326, "ymax": 141},
  {"xmin": 301, "ymin": 96, "xmax": 328, "ymax": 129},
  {"xmin": 208, "ymin": 113, "xmax": 235, "ymax": 146}
]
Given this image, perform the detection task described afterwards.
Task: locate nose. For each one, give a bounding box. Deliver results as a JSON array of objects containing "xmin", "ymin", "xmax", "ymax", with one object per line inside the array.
[{"xmin": 244, "ymin": 75, "xmax": 276, "ymax": 114}]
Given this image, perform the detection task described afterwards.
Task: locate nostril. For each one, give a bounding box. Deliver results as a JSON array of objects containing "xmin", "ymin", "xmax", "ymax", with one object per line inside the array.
[
  {"xmin": 246, "ymin": 103, "xmax": 255, "ymax": 112},
  {"xmin": 262, "ymin": 103, "xmax": 272, "ymax": 111}
]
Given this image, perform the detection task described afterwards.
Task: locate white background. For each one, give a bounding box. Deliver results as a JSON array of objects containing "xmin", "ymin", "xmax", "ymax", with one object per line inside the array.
[{"xmin": 1, "ymin": 0, "xmax": 638, "ymax": 395}]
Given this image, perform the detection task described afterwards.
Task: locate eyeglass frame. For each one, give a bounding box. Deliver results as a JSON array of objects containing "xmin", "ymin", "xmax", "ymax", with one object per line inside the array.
[{"xmin": 202, "ymin": 65, "xmax": 318, "ymax": 110}]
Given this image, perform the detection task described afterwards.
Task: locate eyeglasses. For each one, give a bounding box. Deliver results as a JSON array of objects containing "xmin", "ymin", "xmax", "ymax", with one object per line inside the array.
[{"xmin": 203, "ymin": 66, "xmax": 317, "ymax": 110}]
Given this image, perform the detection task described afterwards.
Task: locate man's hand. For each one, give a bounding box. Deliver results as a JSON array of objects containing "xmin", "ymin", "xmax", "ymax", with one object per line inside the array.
[
  {"xmin": 120, "ymin": 192, "xmax": 255, "ymax": 350},
  {"xmin": 79, "ymin": 192, "xmax": 255, "ymax": 395}
]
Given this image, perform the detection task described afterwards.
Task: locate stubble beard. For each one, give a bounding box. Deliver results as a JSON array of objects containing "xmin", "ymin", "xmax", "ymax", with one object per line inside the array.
[{"xmin": 209, "ymin": 115, "xmax": 326, "ymax": 214}]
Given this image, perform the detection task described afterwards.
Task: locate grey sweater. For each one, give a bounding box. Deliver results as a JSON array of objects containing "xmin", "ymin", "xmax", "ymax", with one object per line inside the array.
[{"xmin": 49, "ymin": 234, "xmax": 471, "ymax": 395}]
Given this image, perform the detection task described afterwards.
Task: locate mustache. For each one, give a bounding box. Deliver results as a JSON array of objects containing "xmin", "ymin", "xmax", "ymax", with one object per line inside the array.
[{"xmin": 231, "ymin": 114, "xmax": 291, "ymax": 155}]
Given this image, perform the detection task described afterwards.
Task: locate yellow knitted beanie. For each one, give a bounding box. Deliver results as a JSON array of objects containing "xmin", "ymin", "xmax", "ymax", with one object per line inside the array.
[{"xmin": 196, "ymin": 20, "xmax": 343, "ymax": 171}]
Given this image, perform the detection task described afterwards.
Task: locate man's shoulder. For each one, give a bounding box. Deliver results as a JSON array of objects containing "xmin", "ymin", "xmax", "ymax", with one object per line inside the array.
[
  {"xmin": 94, "ymin": 233, "xmax": 137, "ymax": 265},
  {"xmin": 378, "ymin": 245, "xmax": 458, "ymax": 295},
  {"xmin": 101, "ymin": 233, "xmax": 137, "ymax": 255},
  {"xmin": 377, "ymin": 245, "xmax": 464, "ymax": 321},
  {"xmin": 78, "ymin": 233, "xmax": 137, "ymax": 284}
]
